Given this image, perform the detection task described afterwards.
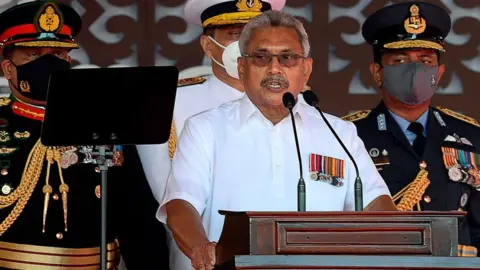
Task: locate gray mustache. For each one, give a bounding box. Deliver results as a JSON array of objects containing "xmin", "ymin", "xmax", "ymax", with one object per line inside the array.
[{"xmin": 260, "ymin": 75, "xmax": 290, "ymax": 89}]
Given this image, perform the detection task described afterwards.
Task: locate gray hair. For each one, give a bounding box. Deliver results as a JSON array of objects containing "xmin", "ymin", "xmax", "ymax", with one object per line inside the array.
[{"xmin": 239, "ymin": 10, "xmax": 310, "ymax": 57}]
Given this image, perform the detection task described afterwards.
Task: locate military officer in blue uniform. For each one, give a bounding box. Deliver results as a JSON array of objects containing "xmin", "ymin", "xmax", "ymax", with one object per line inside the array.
[
  {"xmin": 0, "ymin": 1, "xmax": 169, "ymax": 269},
  {"xmin": 342, "ymin": 1, "xmax": 480, "ymax": 256}
]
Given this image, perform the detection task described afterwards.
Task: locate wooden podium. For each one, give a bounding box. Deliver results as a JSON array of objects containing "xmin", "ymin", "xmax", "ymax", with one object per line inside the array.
[{"xmin": 215, "ymin": 211, "xmax": 480, "ymax": 269}]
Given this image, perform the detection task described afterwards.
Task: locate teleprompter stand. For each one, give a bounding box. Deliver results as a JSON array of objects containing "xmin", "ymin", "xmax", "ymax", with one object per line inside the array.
[{"xmin": 40, "ymin": 66, "xmax": 179, "ymax": 269}]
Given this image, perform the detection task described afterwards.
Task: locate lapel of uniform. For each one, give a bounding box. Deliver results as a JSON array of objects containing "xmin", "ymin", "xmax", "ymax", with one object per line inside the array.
[
  {"xmin": 423, "ymin": 107, "xmax": 448, "ymax": 161},
  {"xmin": 375, "ymin": 102, "xmax": 418, "ymax": 159}
]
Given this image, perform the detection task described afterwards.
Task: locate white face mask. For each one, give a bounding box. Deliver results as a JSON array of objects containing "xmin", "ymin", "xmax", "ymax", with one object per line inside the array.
[{"xmin": 208, "ymin": 36, "xmax": 241, "ymax": 79}]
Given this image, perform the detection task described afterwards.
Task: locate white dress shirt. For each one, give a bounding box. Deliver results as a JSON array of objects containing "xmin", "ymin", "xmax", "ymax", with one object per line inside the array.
[
  {"xmin": 136, "ymin": 75, "xmax": 244, "ymax": 270},
  {"xmin": 158, "ymin": 94, "xmax": 391, "ymax": 243}
]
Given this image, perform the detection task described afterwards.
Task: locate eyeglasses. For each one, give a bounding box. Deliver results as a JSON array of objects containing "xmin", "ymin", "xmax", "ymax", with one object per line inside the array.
[{"xmin": 242, "ymin": 52, "xmax": 306, "ymax": 68}]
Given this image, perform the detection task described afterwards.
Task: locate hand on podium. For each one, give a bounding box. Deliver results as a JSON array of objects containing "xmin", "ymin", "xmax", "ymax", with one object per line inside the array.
[{"xmin": 192, "ymin": 242, "xmax": 217, "ymax": 270}]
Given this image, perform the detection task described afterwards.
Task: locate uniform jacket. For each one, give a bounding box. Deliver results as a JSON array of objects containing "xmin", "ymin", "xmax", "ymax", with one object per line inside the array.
[
  {"xmin": 0, "ymin": 96, "xmax": 170, "ymax": 269},
  {"xmin": 345, "ymin": 101, "xmax": 480, "ymax": 252}
]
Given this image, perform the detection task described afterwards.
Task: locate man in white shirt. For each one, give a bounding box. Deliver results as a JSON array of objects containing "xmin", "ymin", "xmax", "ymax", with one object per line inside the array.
[
  {"xmin": 158, "ymin": 10, "xmax": 396, "ymax": 270},
  {"xmin": 137, "ymin": 1, "xmax": 286, "ymax": 269}
]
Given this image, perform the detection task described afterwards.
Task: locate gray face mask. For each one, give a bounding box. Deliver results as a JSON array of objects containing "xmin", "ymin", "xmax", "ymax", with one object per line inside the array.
[{"xmin": 381, "ymin": 62, "xmax": 439, "ymax": 105}]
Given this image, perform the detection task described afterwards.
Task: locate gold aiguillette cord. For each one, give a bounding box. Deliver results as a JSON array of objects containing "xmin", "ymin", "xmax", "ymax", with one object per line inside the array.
[
  {"xmin": 42, "ymin": 148, "xmax": 69, "ymax": 233},
  {"xmin": 54, "ymin": 149, "xmax": 69, "ymax": 232},
  {"xmin": 42, "ymin": 148, "xmax": 54, "ymax": 233}
]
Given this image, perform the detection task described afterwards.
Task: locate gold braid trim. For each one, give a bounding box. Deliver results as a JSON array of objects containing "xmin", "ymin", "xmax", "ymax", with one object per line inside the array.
[
  {"xmin": 168, "ymin": 121, "xmax": 177, "ymax": 160},
  {"xmin": 436, "ymin": 106, "xmax": 480, "ymax": 128},
  {"xmin": 341, "ymin": 110, "xmax": 371, "ymax": 122},
  {"xmin": 0, "ymin": 141, "xmax": 46, "ymax": 207},
  {"xmin": 384, "ymin": 40, "xmax": 445, "ymax": 52},
  {"xmin": 0, "ymin": 140, "xmax": 47, "ymax": 236},
  {"xmin": 393, "ymin": 169, "xmax": 430, "ymax": 211}
]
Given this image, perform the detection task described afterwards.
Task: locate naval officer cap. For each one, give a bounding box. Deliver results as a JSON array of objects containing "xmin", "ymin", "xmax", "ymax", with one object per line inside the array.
[
  {"xmin": 184, "ymin": 0, "xmax": 286, "ymax": 28},
  {"xmin": 362, "ymin": 1, "xmax": 451, "ymax": 52},
  {"xmin": 0, "ymin": 0, "xmax": 82, "ymax": 56}
]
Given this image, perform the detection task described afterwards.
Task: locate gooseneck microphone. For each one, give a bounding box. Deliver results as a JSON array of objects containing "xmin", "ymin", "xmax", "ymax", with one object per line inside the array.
[
  {"xmin": 302, "ymin": 91, "xmax": 363, "ymax": 211},
  {"xmin": 282, "ymin": 92, "xmax": 306, "ymax": 212}
]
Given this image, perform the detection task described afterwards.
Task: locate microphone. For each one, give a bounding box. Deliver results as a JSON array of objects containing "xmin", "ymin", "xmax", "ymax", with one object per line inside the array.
[
  {"xmin": 302, "ymin": 91, "xmax": 363, "ymax": 211},
  {"xmin": 282, "ymin": 92, "xmax": 306, "ymax": 212}
]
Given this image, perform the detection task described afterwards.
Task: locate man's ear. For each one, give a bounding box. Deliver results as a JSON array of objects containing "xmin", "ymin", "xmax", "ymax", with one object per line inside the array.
[
  {"xmin": 369, "ymin": 62, "xmax": 383, "ymax": 88},
  {"xmin": 237, "ymin": 56, "xmax": 244, "ymax": 81},
  {"xmin": 200, "ymin": 35, "xmax": 213, "ymax": 59},
  {"xmin": 437, "ymin": 64, "xmax": 445, "ymax": 85},
  {"xmin": 1, "ymin": 59, "xmax": 13, "ymax": 80},
  {"xmin": 303, "ymin": 57, "xmax": 313, "ymax": 83}
]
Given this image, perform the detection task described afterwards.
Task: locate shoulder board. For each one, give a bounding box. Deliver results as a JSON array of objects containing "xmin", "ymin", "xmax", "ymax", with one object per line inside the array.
[
  {"xmin": 177, "ymin": 76, "xmax": 206, "ymax": 87},
  {"xmin": 436, "ymin": 106, "xmax": 480, "ymax": 128},
  {"xmin": 341, "ymin": 110, "xmax": 371, "ymax": 122},
  {"xmin": 0, "ymin": 97, "xmax": 11, "ymax": 107}
]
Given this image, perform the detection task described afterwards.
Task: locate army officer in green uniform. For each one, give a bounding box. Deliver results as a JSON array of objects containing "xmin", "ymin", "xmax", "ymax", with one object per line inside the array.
[
  {"xmin": 0, "ymin": 1, "xmax": 169, "ymax": 269},
  {"xmin": 343, "ymin": 1, "xmax": 480, "ymax": 256}
]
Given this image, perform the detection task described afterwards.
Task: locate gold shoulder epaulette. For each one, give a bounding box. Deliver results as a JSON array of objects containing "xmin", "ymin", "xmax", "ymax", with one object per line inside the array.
[
  {"xmin": 0, "ymin": 97, "xmax": 11, "ymax": 107},
  {"xmin": 341, "ymin": 110, "xmax": 371, "ymax": 122},
  {"xmin": 177, "ymin": 76, "xmax": 206, "ymax": 87},
  {"xmin": 436, "ymin": 106, "xmax": 480, "ymax": 128}
]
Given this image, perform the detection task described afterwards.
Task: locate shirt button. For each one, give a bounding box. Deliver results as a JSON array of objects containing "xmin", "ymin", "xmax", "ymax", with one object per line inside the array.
[{"xmin": 423, "ymin": 195, "xmax": 431, "ymax": 203}]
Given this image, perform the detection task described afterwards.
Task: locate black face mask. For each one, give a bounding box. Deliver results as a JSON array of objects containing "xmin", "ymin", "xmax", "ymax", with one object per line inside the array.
[{"xmin": 10, "ymin": 54, "xmax": 71, "ymax": 102}]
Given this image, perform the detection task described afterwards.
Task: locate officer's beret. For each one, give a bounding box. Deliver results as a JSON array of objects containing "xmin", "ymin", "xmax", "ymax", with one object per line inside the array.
[
  {"xmin": 184, "ymin": 0, "xmax": 285, "ymax": 28},
  {"xmin": 362, "ymin": 1, "xmax": 451, "ymax": 52},
  {"xmin": 0, "ymin": 0, "xmax": 82, "ymax": 55}
]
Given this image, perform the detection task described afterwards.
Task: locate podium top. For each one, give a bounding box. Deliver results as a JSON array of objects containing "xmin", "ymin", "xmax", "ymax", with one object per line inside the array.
[
  {"xmin": 218, "ymin": 210, "xmax": 467, "ymax": 218},
  {"xmin": 41, "ymin": 66, "xmax": 178, "ymax": 146}
]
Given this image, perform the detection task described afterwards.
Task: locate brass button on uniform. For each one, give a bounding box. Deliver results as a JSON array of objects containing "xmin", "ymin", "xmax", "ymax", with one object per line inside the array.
[
  {"xmin": 423, "ymin": 195, "xmax": 431, "ymax": 203},
  {"xmin": 53, "ymin": 194, "xmax": 59, "ymax": 200},
  {"xmin": 1, "ymin": 168, "xmax": 8, "ymax": 176},
  {"xmin": 1, "ymin": 184, "xmax": 11, "ymax": 195},
  {"xmin": 56, "ymin": 232, "xmax": 63, "ymax": 239}
]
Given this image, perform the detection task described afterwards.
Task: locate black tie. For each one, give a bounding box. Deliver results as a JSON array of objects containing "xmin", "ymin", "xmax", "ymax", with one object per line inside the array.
[{"xmin": 407, "ymin": 122, "xmax": 426, "ymax": 157}]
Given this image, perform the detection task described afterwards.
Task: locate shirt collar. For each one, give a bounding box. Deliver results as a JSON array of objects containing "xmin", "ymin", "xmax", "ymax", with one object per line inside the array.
[
  {"xmin": 239, "ymin": 93, "xmax": 310, "ymax": 126},
  {"xmin": 388, "ymin": 108, "xmax": 429, "ymax": 134}
]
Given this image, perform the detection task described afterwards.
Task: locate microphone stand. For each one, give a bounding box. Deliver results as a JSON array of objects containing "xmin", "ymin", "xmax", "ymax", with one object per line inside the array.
[
  {"xmin": 288, "ymin": 107, "xmax": 306, "ymax": 212},
  {"xmin": 309, "ymin": 102, "xmax": 363, "ymax": 211},
  {"xmin": 283, "ymin": 92, "xmax": 306, "ymax": 212}
]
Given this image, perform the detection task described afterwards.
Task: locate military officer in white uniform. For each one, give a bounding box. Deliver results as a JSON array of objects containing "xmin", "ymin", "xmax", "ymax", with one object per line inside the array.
[{"xmin": 136, "ymin": 1, "xmax": 286, "ymax": 269}]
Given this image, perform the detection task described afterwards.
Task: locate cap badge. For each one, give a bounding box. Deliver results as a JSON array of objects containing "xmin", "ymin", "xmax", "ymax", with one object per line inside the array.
[
  {"xmin": 36, "ymin": 3, "xmax": 63, "ymax": 33},
  {"xmin": 236, "ymin": 0, "xmax": 263, "ymax": 12},
  {"xmin": 404, "ymin": 4, "xmax": 426, "ymax": 35}
]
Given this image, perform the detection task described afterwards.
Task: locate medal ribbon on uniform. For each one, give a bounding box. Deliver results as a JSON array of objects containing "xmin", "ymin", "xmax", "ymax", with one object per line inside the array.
[
  {"xmin": 309, "ymin": 154, "xmax": 344, "ymax": 186},
  {"xmin": 441, "ymin": 147, "xmax": 480, "ymax": 190}
]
